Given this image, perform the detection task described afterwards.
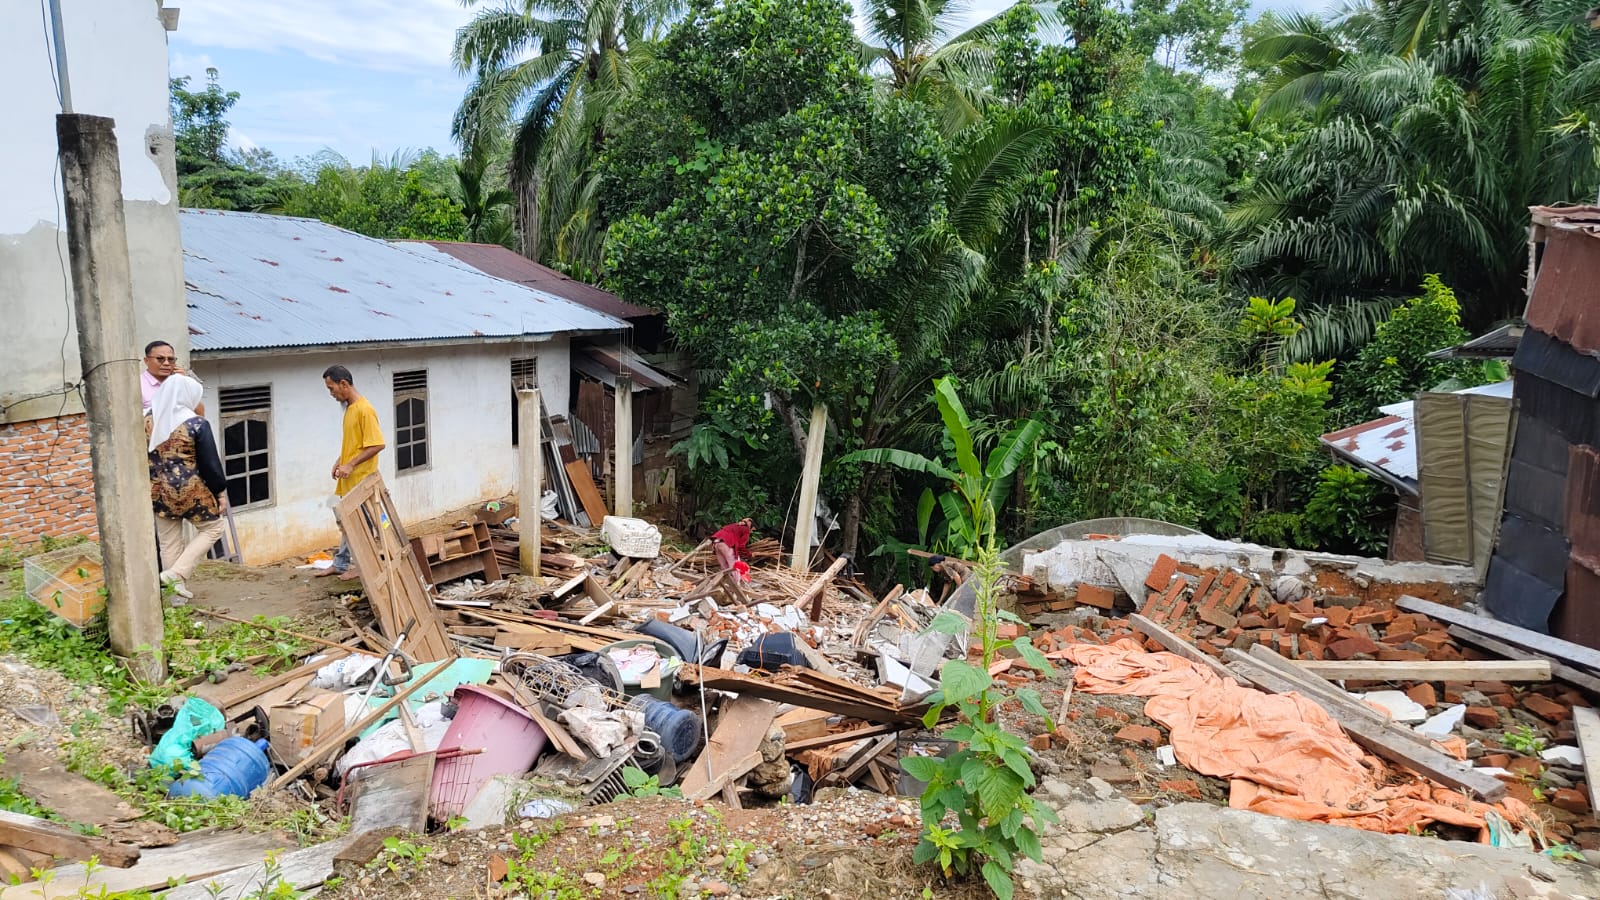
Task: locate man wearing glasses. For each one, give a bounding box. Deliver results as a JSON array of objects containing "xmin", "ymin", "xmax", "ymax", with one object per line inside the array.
[{"xmin": 141, "ymin": 341, "xmax": 202, "ymax": 414}]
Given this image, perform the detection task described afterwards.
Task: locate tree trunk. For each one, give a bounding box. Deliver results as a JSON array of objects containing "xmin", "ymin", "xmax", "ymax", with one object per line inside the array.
[
  {"xmin": 774, "ymin": 395, "xmax": 809, "ymax": 462},
  {"xmin": 518, "ymin": 175, "xmax": 542, "ymax": 260},
  {"xmin": 841, "ymin": 487, "xmax": 865, "ymax": 557}
]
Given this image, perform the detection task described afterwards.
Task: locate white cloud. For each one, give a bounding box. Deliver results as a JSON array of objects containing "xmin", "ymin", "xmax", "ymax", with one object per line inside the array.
[
  {"xmin": 171, "ymin": 0, "xmax": 468, "ymax": 73},
  {"xmin": 168, "ymin": 50, "xmax": 216, "ymax": 82}
]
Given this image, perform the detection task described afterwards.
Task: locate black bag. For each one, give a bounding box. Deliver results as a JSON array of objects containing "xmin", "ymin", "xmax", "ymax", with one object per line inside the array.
[{"xmin": 735, "ymin": 632, "xmax": 810, "ymax": 672}]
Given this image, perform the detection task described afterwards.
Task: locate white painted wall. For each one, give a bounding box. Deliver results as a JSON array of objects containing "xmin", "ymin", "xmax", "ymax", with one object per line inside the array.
[
  {"xmin": 1, "ymin": 0, "xmax": 185, "ymax": 422},
  {"xmin": 192, "ymin": 339, "xmax": 572, "ymax": 564}
]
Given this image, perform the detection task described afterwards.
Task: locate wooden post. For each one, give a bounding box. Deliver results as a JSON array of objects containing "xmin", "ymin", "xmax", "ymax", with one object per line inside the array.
[
  {"xmin": 791, "ymin": 402, "xmax": 828, "ymax": 572},
  {"xmin": 614, "ymin": 375, "xmax": 633, "ymax": 518},
  {"xmin": 517, "ymin": 389, "xmax": 542, "ymax": 578},
  {"xmin": 56, "ymin": 114, "xmax": 164, "ymax": 681}
]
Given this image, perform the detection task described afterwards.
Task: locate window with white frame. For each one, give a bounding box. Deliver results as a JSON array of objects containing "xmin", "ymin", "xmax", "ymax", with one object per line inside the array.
[
  {"xmin": 510, "ymin": 357, "xmax": 537, "ymax": 445},
  {"xmin": 394, "ymin": 369, "xmax": 429, "ymax": 471},
  {"xmin": 219, "ymin": 385, "xmax": 272, "ymax": 508}
]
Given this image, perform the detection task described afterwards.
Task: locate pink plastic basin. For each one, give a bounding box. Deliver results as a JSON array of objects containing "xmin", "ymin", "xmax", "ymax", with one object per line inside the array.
[{"xmin": 430, "ymin": 684, "xmax": 547, "ymax": 818}]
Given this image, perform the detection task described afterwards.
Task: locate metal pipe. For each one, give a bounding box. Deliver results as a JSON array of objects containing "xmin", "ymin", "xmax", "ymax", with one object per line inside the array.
[{"xmin": 46, "ymin": 0, "xmax": 73, "ymax": 113}]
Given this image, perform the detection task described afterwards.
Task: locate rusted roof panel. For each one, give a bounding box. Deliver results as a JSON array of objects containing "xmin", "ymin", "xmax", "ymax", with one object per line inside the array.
[
  {"xmin": 182, "ymin": 210, "xmax": 625, "ymax": 352},
  {"xmin": 1526, "ymin": 225, "xmax": 1600, "ymax": 353}
]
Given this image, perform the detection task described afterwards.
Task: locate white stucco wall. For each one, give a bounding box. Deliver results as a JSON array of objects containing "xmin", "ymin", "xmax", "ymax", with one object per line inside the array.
[
  {"xmin": 191, "ymin": 339, "xmax": 572, "ymax": 564},
  {"xmin": 1, "ymin": 0, "xmax": 185, "ymax": 422}
]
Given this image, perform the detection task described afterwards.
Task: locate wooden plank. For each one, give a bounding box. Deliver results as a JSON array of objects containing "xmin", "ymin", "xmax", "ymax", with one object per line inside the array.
[
  {"xmin": 1396, "ymin": 595, "xmax": 1600, "ymax": 673},
  {"xmin": 577, "ymin": 601, "xmax": 617, "ymax": 626},
  {"xmin": 1445, "ymin": 626, "xmax": 1600, "ymax": 695},
  {"xmin": 775, "ymin": 708, "xmax": 833, "ymax": 743},
  {"xmin": 1224, "ymin": 655, "xmax": 1506, "ymax": 802},
  {"xmin": 1573, "ymin": 705, "xmax": 1600, "ymax": 815},
  {"xmin": 0, "ymin": 748, "xmax": 141, "ymax": 828},
  {"xmin": 347, "ymin": 753, "xmax": 432, "ymax": 835},
  {"xmin": 214, "ymin": 651, "xmax": 347, "ymax": 715},
  {"xmin": 0, "ymin": 830, "xmax": 292, "ymax": 900},
  {"xmin": 1129, "ymin": 614, "xmax": 1248, "ymax": 685},
  {"xmin": 1239, "ymin": 645, "xmax": 1435, "ymax": 751},
  {"xmin": 667, "ymin": 539, "xmax": 712, "ymax": 575},
  {"xmin": 679, "ymin": 697, "xmax": 778, "ymax": 802},
  {"xmin": 833, "ymin": 735, "xmax": 897, "ymax": 787},
  {"xmin": 677, "ymin": 666, "xmax": 925, "ymax": 724},
  {"xmin": 161, "ymin": 835, "xmax": 357, "ymax": 900},
  {"xmin": 1291, "ymin": 659, "xmax": 1551, "ymax": 682},
  {"xmin": 784, "ymin": 723, "xmax": 899, "ymax": 753},
  {"xmin": 801, "ymin": 556, "xmax": 850, "ymax": 621},
  {"xmin": 0, "ymin": 811, "xmax": 138, "ymax": 868},
  {"xmin": 335, "ymin": 474, "xmax": 455, "ymax": 662},
  {"xmin": 565, "ymin": 460, "xmax": 609, "ymax": 525}
]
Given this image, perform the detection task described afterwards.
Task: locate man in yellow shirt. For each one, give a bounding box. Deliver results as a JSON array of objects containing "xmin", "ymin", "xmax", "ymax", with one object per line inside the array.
[{"xmin": 317, "ymin": 365, "xmax": 385, "ymax": 580}]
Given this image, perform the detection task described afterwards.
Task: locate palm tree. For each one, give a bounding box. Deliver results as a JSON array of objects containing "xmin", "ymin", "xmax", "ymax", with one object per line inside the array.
[
  {"xmin": 454, "ymin": 155, "xmax": 518, "ymax": 246},
  {"xmin": 452, "ymin": 0, "xmax": 685, "ymax": 271}
]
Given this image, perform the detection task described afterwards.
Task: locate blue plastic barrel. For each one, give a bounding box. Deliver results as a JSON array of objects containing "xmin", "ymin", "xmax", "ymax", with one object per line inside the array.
[
  {"xmin": 167, "ymin": 737, "xmax": 271, "ymax": 800},
  {"xmin": 642, "ymin": 698, "xmax": 702, "ymax": 763}
]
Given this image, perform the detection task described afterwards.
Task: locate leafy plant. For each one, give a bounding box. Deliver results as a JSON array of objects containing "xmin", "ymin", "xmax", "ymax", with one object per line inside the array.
[
  {"xmin": 1503, "ymin": 725, "xmax": 1547, "ymax": 756},
  {"xmin": 1302, "ymin": 465, "xmax": 1392, "ymax": 556},
  {"xmin": 853, "ymin": 379, "xmax": 1056, "ymax": 899},
  {"xmin": 620, "ymin": 766, "xmax": 682, "ymax": 799},
  {"xmin": 368, "ymin": 836, "xmax": 428, "ymax": 874}
]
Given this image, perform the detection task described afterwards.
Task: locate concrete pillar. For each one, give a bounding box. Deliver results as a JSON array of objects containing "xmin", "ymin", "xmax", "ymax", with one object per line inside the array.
[
  {"xmin": 517, "ymin": 389, "xmax": 542, "ymax": 578},
  {"xmin": 56, "ymin": 113, "xmax": 164, "ymax": 680},
  {"xmin": 613, "ymin": 375, "xmax": 633, "ymax": 518},
  {"xmin": 791, "ymin": 402, "xmax": 828, "ymax": 572}
]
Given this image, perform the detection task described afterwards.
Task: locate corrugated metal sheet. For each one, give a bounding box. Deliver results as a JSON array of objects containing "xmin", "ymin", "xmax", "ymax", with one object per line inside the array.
[
  {"xmin": 1427, "ymin": 323, "xmax": 1523, "ymax": 360},
  {"xmin": 1495, "ymin": 513, "xmax": 1570, "ymax": 585},
  {"xmin": 182, "ymin": 210, "xmax": 626, "ymax": 352},
  {"xmin": 1553, "ymin": 558, "xmax": 1600, "ymax": 647},
  {"xmin": 1514, "ymin": 370, "xmax": 1600, "ymax": 447},
  {"xmin": 408, "ymin": 241, "xmax": 657, "ymax": 322},
  {"xmin": 1512, "ymin": 329, "xmax": 1600, "ymax": 398},
  {"xmin": 573, "ymin": 345, "xmax": 678, "ymax": 392},
  {"xmin": 1416, "ymin": 390, "xmax": 1515, "ymax": 574},
  {"xmin": 1483, "ymin": 555, "xmax": 1561, "ymax": 633},
  {"xmin": 1525, "ymin": 225, "xmax": 1600, "ymax": 353},
  {"xmin": 1320, "ymin": 381, "xmax": 1513, "ymax": 493},
  {"xmin": 1506, "ymin": 459, "xmax": 1568, "ymax": 531}
]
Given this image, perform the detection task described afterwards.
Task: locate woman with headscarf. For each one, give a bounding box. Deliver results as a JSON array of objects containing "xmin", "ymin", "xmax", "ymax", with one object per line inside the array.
[{"xmin": 146, "ymin": 373, "xmax": 228, "ymax": 601}]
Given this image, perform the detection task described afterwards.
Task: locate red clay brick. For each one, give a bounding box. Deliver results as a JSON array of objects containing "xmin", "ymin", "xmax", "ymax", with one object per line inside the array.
[
  {"xmin": 1480, "ymin": 753, "xmax": 1511, "ymax": 769},
  {"xmin": 1237, "ymin": 613, "xmax": 1266, "ymax": 629},
  {"xmin": 1406, "ymin": 684, "xmax": 1437, "ymax": 708},
  {"xmin": 1221, "ymin": 580, "xmax": 1251, "ymax": 614},
  {"xmin": 1159, "ymin": 779, "xmax": 1202, "ymax": 799},
  {"xmin": 1326, "ymin": 636, "xmax": 1380, "ymax": 659},
  {"xmin": 1492, "ymin": 693, "xmax": 1518, "ymax": 709},
  {"xmin": 1323, "ymin": 607, "xmax": 1352, "ymax": 628},
  {"xmin": 1298, "ymin": 639, "xmax": 1324, "ymax": 660},
  {"xmin": 1472, "ymin": 681, "xmax": 1512, "ymax": 695},
  {"xmin": 1507, "ymin": 756, "xmax": 1543, "ymax": 778},
  {"xmin": 1555, "ymin": 789, "xmax": 1592, "ymax": 815},
  {"xmin": 1524, "ymin": 693, "xmax": 1571, "ymax": 723},
  {"xmin": 1191, "ymin": 572, "xmax": 1217, "ymax": 604},
  {"xmin": 1198, "ymin": 606, "xmax": 1237, "ymax": 630},
  {"xmin": 1029, "ymin": 733, "xmax": 1052, "ymax": 751},
  {"xmin": 1350, "ymin": 608, "xmax": 1391, "ymax": 626},
  {"xmin": 1115, "ymin": 725, "xmax": 1161, "ymax": 747},
  {"xmin": 1166, "ymin": 597, "xmax": 1191, "ymax": 622},
  {"xmin": 1413, "ymin": 631, "xmax": 1452, "ymax": 651},
  {"xmin": 1144, "ymin": 555, "xmax": 1179, "ymax": 592},
  {"xmin": 1380, "ymin": 630, "xmax": 1417, "ymax": 645},
  {"xmin": 1377, "ymin": 648, "xmax": 1427, "ymax": 661},
  {"xmin": 1464, "ymin": 706, "xmax": 1500, "ymax": 728},
  {"xmin": 1077, "ymin": 584, "xmax": 1116, "ymax": 610}
]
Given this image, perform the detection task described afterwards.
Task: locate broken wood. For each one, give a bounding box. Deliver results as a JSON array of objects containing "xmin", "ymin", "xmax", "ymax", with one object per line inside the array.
[
  {"xmin": 775, "ymin": 708, "xmax": 833, "ymax": 743},
  {"xmin": 0, "ymin": 810, "xmax": 139, "ymax": 868},
  {"xmin": 1238, "ymin": 645, "xmax": 1436, "ymax": 751},
  {"xmin": 667, "ymin": 539, "xmax": 712, "ymax": 575},
  {"xmin": 577, "ymin": 601, "xmax": 617, "ymax": 626},
  {"xmin": 1130, "ymin": 614, "xmax": 1248, "ymax": 685},
  {"xmin": 801, "ymin": 555, "xmax": 850, "ymax": 621},
  {"xmin": 784, "ymin": 723, "xmax": 899, "ymax": 753},
  {"xmin": 831, "ymin": 734, "xmax": 898, "ymax": 787},
  {"xmin": 335, "ymin": 474, "xmax": 455, "ymax": 662},
  {"xmin": 1573, "ymin": 705, "xmax": 1600, "ymax": 816},
  {"xmin": 678, "ymin": 665, "xmax": 930, "ymax": 724},
  {"xmin": 214, "ymin": 650, "xmax": 350, "ymax": 714},
  {"xmin": 1291, "ymin": 659, "xmax": 1551, "ymax": 682},
  {"xmin": 679, "ymin": 696, "xmax": 778, "ymax": 802},
  {"xmin": 0, "ymin": 830, "xmax": 292, "ymax": 900},
  {"xmin": 194, "ymin": 609, "xmax": 384, "ymax": 657},
  {"xmin": 0, "ymin": 748, "xmax": 143, "ymax": 829},
  {"xmin": 1396, "ymin": 596, "xmax": 1600, "ymax": 674},
  {"xmin": 565, "ymin": 460, "xmax": 609, "ymax": 524},
  {"xmin": 160, "ymin": 834, "xmax": 357, "ymax": 900},
  {"xmin": 1223, "ymin": 651, "xmax": 1505, "ymax": 802},
  {"xmin": 1444, "ymin": 626, "xmax": 1600, "ymax": 695},
  {"xmin": 851, "ymin": 584, "xmax": 905, "ymax": 647}
]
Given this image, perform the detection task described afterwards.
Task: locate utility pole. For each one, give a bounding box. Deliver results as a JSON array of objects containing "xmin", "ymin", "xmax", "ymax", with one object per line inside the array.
[
  {"xmin": 56, "ymin": 114, "xmax": 165, "ymax": 681},
  {"xmin": 517, "ymin": 389, "xmax": 543, "ymax": 578},
  {"xmin": 613, "ymin": 375, "xmax": 633, "ymax": 518},
  {"xmin": 791, "ymin": 402, "xmax": 828, "ymax": 572}
]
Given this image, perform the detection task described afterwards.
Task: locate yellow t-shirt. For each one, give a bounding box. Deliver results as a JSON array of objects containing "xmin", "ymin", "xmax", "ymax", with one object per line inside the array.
[{"xmin": 337, "ymin": 396, "xmax": 384, "ymax": 496}]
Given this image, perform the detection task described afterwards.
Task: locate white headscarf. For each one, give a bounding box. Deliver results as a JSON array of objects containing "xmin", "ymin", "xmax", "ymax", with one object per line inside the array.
[{"xmin": 148, "ymin": 373, "xmax": 204, "ymax": 453}]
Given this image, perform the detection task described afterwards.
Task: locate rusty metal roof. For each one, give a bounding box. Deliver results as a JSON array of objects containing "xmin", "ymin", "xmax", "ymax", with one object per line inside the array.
[
  {"xmin": 1527, "ymin": 225, "xmax": 1600, "ymax": 353},
  {"xmin": 182, "ymin": 210, "xmax": 626, "ymax": 352},
  {"xmin": 1319, "ymin": 380, "xmax": 1514, "ymax": 494},
  {"xmin": 406, "ymin": 241, "xmax": 657, "ymax": 322}
]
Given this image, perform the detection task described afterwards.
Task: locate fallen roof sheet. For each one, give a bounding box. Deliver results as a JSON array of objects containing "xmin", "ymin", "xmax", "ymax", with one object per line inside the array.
[
  {"xmin": 182, "ymin": 210, "xmax": 625, "ymax": 352},
  {"xmin": 407, "ymin": 241, "xmax": 657, "ymax": 322},
  {"xmin": 573, "ymin": 345, "xmax": 679, "ymax": 392},
  {"xmin": 1321, "ymin": 381, "xmax": 1514, "ymax": 494},
  {"xmin": 1427, "ymin": 323, "xmax": 1523, "ymax": 360}
]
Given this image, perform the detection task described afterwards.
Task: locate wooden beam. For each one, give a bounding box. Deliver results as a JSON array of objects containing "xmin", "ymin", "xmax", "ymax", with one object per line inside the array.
[
  {"xmin": 614, "ymin": 375, "xmax": 633, "ymax": 518},
  {"xmin": 833, "ymin": 735, "xmax": 898, "ymax": 787},
  {"xmin": 801, "ymin": 555, "xmax": 850, "ymax": 622},
  {"xmin": 1130, "ymin": 614, "xmax": 1248, "ymax": 685},
  {"xmin": 1223, "ymin": 654, "xmax": 1505, "ymax": 802},
  {"xmin": 680, "ymin": 696, "xmax": 778, "ymax": 802},
  {"xmin": 1291, "ymin": 659, "xmax": 1551, "ymax": 683},
  {"xmin": 0, "ymin": 810, "xmax": 139, "ymax": 868},
  {"xmin": 1238, "ymin": 645, "xmax": 1435, "ymax": 750},
  {"xmin": 1445, "ymin": 626, "xmax": 1600, "ymax": 695},
  {"xmin": 1573, "ymin": 705, "xmax": 1600, "ymax": 815},
  {"xmin": 1396, "ymin": 596, "xmax": 1600, "ymax": 673},
  {"xmin": 517, "ymin": 389, "xmax": 543, "ymax": 579},
  {"xmin": 791, "ymin": 402, "xmax": 828, "ymax": 572},
  {"xmin": 577, "ymin": 601, "xmax": 616, "ymax": 626},
  {"xmin": 784, "ymin": 723, "xmax": 899, "ymax": 753}
]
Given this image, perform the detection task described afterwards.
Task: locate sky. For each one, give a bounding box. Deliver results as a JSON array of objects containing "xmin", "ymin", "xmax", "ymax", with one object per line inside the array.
[{"xmin": 167, "ymin": 0, "xmax": 1330, "ymax": 166}]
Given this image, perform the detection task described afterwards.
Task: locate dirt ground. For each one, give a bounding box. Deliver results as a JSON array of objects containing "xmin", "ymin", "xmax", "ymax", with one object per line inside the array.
[{"xmin": 184, "ymin": 558, "xmax": 351, "ymax": 623}]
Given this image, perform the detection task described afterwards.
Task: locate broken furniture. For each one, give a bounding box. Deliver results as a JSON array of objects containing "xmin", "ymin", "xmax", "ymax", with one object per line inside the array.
[{"xmin": 410, "ymin": 521, "xmax": 503, "ymax": 587}]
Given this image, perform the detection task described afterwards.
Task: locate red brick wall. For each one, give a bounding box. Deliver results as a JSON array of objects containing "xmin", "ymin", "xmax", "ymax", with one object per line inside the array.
[{"xmin": 0, "ymin": 414, "xmax": 98, "ymax": 547}]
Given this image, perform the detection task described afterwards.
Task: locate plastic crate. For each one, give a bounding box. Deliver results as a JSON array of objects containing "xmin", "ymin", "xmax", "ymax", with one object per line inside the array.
[{"xmin": 23, "ymin": 542, "xmax": 105, "ymax": 627}]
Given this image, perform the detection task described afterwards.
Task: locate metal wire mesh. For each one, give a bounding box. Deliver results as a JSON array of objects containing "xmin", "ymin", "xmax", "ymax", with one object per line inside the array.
[{"xmin": 502, "ymin": 651, "xmax": 646, "ymax": 712}]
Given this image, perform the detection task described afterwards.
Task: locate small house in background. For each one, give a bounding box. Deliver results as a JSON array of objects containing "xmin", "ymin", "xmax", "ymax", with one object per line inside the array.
[
  {"xmin": 1320, "ymin": 380, "xmax": 1515, "ymax": 569},
  {"xmin": 181, "ymin": 210, "xmax": 634, "ymax": 564},
  {"xmin": 405, "ymin": 241, "xmax": 694, "ymax": 517}
]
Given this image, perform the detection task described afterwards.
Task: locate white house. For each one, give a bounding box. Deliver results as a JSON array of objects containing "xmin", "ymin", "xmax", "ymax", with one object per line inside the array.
[{"xmin": 180, "ymin": 209, "xmax": 631, "ymax": 564}]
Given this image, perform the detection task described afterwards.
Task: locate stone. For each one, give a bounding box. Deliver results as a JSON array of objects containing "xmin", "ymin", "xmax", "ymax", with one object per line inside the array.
[
  {"xmin": 1089, "ymin": 763, "xmax": 1138, "ymax": 784},
  {"xmin": 1416, "ymin": 704, "xmax": 1466, "ymax": 740},
  {"xmin": 583, "ymin": 872, "xmax": 606, "ymax": 888},
  {"xmin": 1544, "ymin": 745, "xmax": 1586, "ymax": 767},
  {"xmin": 700, "ymin": 878, "xmax": 730, "ymax": 896},
  {"xmin": 1359, "ymin": 690, "xmax": 1428, "ymax": 723}
]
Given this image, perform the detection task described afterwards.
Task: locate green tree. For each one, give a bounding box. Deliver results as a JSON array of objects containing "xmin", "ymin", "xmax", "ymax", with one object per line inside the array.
[
  {"xmin": 452, "ymin": 0, "xmax": 685, "ymax": 271},
  {"xmin": 169, "ymin": 69, "xmax": 280, "ymax": 211},
  {"xmin": 1335, "ymin": 274, "xmax": 1484, "ymax": 420},
  {"xmin": 275, "ymin": 151, "xmax": 469, "ymax": 241}
]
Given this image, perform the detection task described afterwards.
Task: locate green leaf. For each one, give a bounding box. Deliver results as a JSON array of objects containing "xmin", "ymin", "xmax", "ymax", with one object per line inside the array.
[
  {"xmin": 837, "ymin": 448, "xmax": 959, "ymax": 482},
  {"xmin": 1015, "ymin": 824, "xmax": 1043, "ymax": 862},
  {"xmin": 912, "ymin": 839, "xmax": 940, "ymax": 866},
  {"xmin": 984, "ymin": 419, "xmax": 1045, "ymax": 481},
  {"xmin": 933, "ymin": 376, "xmax": 979, "ymax": 479},
  {"xmin": 900, "ymin": 756, "xmax": 945, "ymax": 784},
  {"xmin": 916, "ymin": 488, "xmax": 936, "ymax": 546},
  {"xmin": 939, "ymin": 660, "xmax": 991, "ymax": 706},
  {"xmin": 943, "ymin": 723, "xmax": 975, "ymax": 742},
  {"xmin": 928, "ymin": 610, "xmax": 971, "ymax": 636},
  {"xmin": 981, "ymin": 860, "xmax": 1015, "ymax": 900},
  {"xmin": 1012, "ymin": 637, "xmax": 1055, "ymax": 675},
  {"xmin": 1014, "ymin": 687, "xmax": 1050, "ymax": 719},
  {"xmin": 971, "ymin": 762, "xmax": 1026, "ymax": 823}
]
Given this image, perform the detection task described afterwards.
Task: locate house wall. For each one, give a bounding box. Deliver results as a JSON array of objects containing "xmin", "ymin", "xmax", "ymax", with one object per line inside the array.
[
  {"xmin": 1, "ymin": 0, "xmax": 186, "ymax": 423},
  {"xmin": 0, "ymin": 416, "xmax": 96, "ymax": 547},
  {"xmin": 192, "ymin": 339, "xmax": 572, "ymax": 564}
]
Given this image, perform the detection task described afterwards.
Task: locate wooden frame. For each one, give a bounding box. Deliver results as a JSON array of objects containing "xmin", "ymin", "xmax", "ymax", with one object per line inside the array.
[
  {"xmin": 334, "ymin": 473, "xmax": 454, "ymax": 662},
  {"xmin": 218, "ymin": 383, "xmax": 274, "ymax": 510}
]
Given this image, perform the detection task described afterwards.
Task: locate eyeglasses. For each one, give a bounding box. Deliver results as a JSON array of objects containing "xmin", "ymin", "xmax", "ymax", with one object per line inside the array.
[{"xmin": 148, "ymin": 355, "xmax": 176, "ymax": 363}]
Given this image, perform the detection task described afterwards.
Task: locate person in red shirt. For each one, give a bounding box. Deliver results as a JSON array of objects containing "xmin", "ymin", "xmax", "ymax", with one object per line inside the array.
[{"xmin": 710, "ymin": 517, "xmax": 754, "ymax": 572}]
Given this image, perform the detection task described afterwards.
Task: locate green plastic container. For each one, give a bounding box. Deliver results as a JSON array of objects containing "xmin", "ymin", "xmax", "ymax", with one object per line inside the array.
[{"xmin": 600, "ymin": 638, "xmax": 679, "ymax": 701}]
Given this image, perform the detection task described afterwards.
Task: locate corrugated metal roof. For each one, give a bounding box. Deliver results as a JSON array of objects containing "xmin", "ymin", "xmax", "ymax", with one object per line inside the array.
[
  {"xmin": 1513, "ymin": 329, "xmax": 1600, "ymax": 398},
  {"xmin": 182, "ymin": 210, "xmax": 626, "ymax": 352},
  {"xmin": 573, "ymin": 345, "xmax": 679, "ymax": 392},
  {"xmin": 1526, "ymin": 226, "xmax": 1600, "ymax": 353},
  {"xmin": 407, "ymin": 241, "xmax": 657, "ymax": 322},
  {"xmin": 1321, "ymin": 381, "xmax": 1513, "ymax": 493},
  {"xmin": 1427, "ymin": 323, "xmax": 1523, "ymax": 360}
]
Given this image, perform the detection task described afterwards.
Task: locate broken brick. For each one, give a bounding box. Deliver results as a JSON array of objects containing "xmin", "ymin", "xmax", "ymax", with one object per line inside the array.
[
  {"xmin": 1350, "ymin": 608, "xmax": 1391, "ymax": 626},
  {"xmin": 1507, "ymin": 756, "xmax": 1543, "ymax": 778},
  {"xmin": 1297, "ymin": 639, "xmax": 1324, "ymax": 661},
  {"xmin": 1191, "ymin": 572, "xmax": 1217, "ymax": 604},
  {"xmin": 1144, "ymin": 555, "xmax": 1179, "ymax": 592},
  {"xmin": 1094, "ymin": 705, "xmax": 1128, "ymax": 722},
  {"xmin": 1405, "ymin": 683, "xmax": 1437, "ymax": 708},
  {"xmin": 1480, "ymin": 753, "xmax": 1511, "ymax": 769},
  {"xmin": 1491, "ymin": 693, "xmax": 1518, "ymax": 709},
  {"xmin": 1413, "ymin": 631, "xmax": 1452, "ymax": 651},
  {"xmin": 1029, "ymin": 733, "xmax": 1052, "ymax": 752},
  {"xmin": 1472, "ymin": 681, "xmax": 1512, "ymax": 695},
  {"xmin": 1326, "ymin": 635, "xmax": 1380, "ymax": 659},
  {"xmin": 1077, "ymin": 584, "xmax": 1116, "ymax": 610},
  {"xmin": 1376, "ymin": 647, "xmax": 1426, "ymax": 661},
  {"xmin": 1237, "ymin": 613, "xmax": 1266, "ymax": 629},
  {"xmin": 1114, "ymin": 725, "xmax": 1162, "ymax": 747},
  {"xmin": 1380, "ymin": 630, "xmax": 1417, "ymax": 645},
  {"xmin": 1159, "ymin": 779, "xmax": 1203, "ymax": 799},
  {"xmin": 1464, "ymin": 706, "xmax": 1501, "ymax": 728},
  {"xmin": 1221, "ymin": 579, "xmax": 1251, "ymax": 614},
  {"xmin": 1322, "ymin": 606, "xmax": 1352, "ymax": 628},
  {"xmin": 1198, "ymin": 605, "xmax": 1237, "ymax": 630},
  {"xmin": 1523, "ymin": 693, "xmax": 1571, "ymax": 723},
  {"xmin": 1089, "ymin": 763, "xmax": 1137, "ymax": 784}
]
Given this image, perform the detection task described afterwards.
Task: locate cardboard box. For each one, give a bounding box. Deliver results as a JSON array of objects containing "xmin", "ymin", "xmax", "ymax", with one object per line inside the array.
[{"xmin": 268, "ymin": 692, "xmax": 346, "ymax": 766}]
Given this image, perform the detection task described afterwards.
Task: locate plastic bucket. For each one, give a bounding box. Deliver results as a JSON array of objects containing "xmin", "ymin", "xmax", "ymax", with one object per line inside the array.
[
  {"xmin": 167, "ymin": 737, "xmax": 270, "ymax": 800},
  {"xmin": 601, "ymin": 638, "xmax": 679, "ymax": 701},
  {"xmin": 642, "ymin": 698, "xmax": 702, "ymax": 762},
  {"xmin": 431, "ymin": 685, "xmax": 546, "ymax": 819}
]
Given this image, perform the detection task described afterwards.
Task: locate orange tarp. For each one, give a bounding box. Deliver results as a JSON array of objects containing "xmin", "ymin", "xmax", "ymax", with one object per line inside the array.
[{"xmin": 1059, "ymin": 639, "xmax": 1532, "ymax": 837}]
